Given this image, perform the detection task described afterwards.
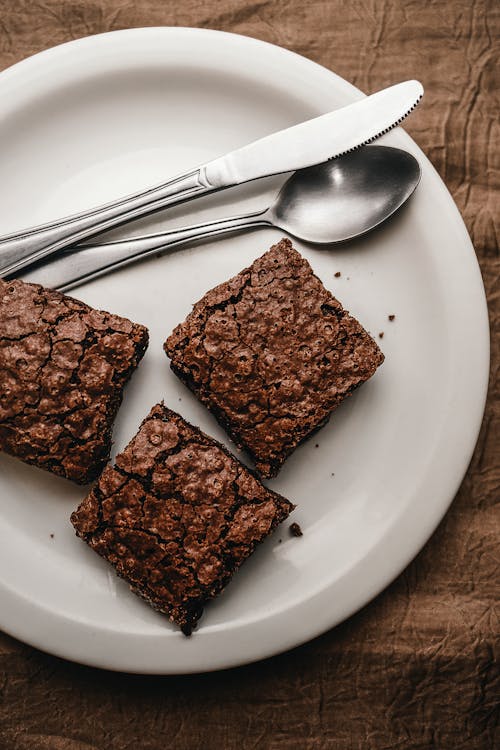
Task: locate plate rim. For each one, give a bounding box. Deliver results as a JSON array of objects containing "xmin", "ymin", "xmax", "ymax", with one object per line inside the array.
[{"xmin": 0, "ymin": 26, "xmax": 490, "ymax": 674}]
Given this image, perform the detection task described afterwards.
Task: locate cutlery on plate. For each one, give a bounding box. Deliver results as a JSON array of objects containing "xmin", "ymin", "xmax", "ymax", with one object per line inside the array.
[
  {"xmin": 21, "ymin": 146, "xmax": 421, "ymax": 292},
  {"xmin": 0, "ymin": 80, "xmax": 423, "ymax": 277}
]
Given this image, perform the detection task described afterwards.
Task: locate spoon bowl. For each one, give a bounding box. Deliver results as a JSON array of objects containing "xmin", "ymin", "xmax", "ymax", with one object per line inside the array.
[{"xmin": 269, "ymin": 146, "xmax": 421, "ymax": 243}]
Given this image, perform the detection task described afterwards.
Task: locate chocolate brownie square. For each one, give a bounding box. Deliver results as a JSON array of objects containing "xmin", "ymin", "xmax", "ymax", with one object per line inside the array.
[
  {"xmin": 0, "ymin": 279, "xmax": 148, "ymax": 483},
  {"xmin": 71, "ymin": 403, "xmax": 293, "ymax": 634},
  {"xmin": 164, "ymin": 238, "xmax": 384, "ymax": 478}
]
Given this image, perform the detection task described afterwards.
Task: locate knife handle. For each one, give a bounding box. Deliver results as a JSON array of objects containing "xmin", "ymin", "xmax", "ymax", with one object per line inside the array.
[{"xmin": 0, "ymin": 167, "xmax": 215, "ymax": 277}]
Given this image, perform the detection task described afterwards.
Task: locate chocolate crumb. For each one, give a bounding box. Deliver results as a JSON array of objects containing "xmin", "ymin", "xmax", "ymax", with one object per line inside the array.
[
  {"xmin": 331, "ymin": 472, "xmax": 335, "ymax": 476},
  {"xmin": 334, "ymin": 271, "xmax": 341, "ymax": 278},
  {"xmin": 290, "ymin": 522, "xmax": 303, "ymax": 537},
  {"xmin": 50, "ymin": 533, "xmax": 54, "ymax": 539},
  {"xmin": 378, "ymin": 332, "xmax": 384, "ymax": 339},
  {"xmin": 388, "ymin": 314, "xmax": 396, "ymax": 321},
  {"xmin": 315, "ymin": 443, "xmax": 319, "ymax": 448}
]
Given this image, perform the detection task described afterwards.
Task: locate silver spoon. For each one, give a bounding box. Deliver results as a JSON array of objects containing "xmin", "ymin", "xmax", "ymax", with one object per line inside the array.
[{"xmin": 20, "ymin": 146, "xmax": 421, "ymax": 292}]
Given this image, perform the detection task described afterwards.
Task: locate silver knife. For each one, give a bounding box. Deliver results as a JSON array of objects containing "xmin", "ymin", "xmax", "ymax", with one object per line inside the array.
[{"xmin": 0, "ymin": 79, "xmax": 423, "ymax": 277}]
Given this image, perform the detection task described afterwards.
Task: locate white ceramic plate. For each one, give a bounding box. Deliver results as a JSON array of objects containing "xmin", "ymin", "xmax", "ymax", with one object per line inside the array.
[{"xmin": 0, "ymin": 28, "xmax": 489, "ymax": 674}]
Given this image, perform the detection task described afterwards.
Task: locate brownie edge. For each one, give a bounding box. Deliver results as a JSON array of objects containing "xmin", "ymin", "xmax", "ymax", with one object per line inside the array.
[
  {"xmin": 71, "ymin": 403, "xmax": 294, "ymax": 635},
  {"xmin": 0, "ymin": 279, "xmax": 149, "ymax": 483},
  {"xmin": 164, "ymin": 238, "xmax": 384, "ymax": 478}
]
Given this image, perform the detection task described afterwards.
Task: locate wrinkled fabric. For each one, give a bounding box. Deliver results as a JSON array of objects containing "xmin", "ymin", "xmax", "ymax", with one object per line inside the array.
[{"xmin": 0, "ymin": 1, "xmax": 498, "ymax": 749}]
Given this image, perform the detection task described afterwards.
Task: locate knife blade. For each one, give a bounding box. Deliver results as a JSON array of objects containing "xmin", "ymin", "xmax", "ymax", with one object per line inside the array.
[
  {"xmin": 204, "ymin": 80, "xmax": 423, "ymax": 187},
  {"xmin": 0, "ymin": 79, "xmax": 423, "ymax": 278}
]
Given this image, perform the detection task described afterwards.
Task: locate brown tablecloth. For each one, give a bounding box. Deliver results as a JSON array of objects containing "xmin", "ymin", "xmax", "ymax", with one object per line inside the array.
[{"xmin": 0, "ymin": 2, "xmax": 498, "ymax": 748}]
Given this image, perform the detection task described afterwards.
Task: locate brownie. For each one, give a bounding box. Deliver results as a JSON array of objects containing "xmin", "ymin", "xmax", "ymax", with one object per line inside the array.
[
  {"xmin": 71, "ymin": 403, "xmax": 293, "ymax": 634},
  {"xmin": 164, "ymin": 238, "xmax": 384, "ymax": 478},
  {"xmin": 0, "ymin": 279, "xmax": 148, "ymax": 483}
]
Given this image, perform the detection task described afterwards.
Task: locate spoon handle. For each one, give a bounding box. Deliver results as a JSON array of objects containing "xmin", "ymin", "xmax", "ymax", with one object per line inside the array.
[{"xmin": 18, "ymin": 209, "xmax": 271, "ymax": 292}]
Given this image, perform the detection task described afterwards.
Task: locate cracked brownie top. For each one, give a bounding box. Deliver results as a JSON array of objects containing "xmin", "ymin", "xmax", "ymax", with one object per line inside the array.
[
  {"xmin": 0, "ymin": 279, "xmax": 148, "ymax": 483},
  {"xmin": 71, "ymin": 403, "xmax": 293, "ymax": 634},
  {"xmin": 164, "ymin": 238, "xmax": 384, "ymax": 478}
]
